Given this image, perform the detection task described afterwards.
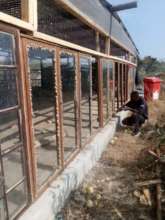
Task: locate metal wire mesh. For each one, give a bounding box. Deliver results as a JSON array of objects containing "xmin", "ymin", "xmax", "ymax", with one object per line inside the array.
[
  {"xmin": 99, "ymin": 34, "xmax": 106, "ymax": 53},
  {"xmin": 0, "ymin": 0, "xmax": 21, "ymax": 19},
  {"xmin": 38, "ymin": 0, "xmax": 96, "ymax": 50}
]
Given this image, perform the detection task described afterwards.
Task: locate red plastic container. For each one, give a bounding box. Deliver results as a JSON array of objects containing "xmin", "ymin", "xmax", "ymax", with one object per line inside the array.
[{"xmin": 144, "ymin": 77, "xmax": 161, "ymax": 101}]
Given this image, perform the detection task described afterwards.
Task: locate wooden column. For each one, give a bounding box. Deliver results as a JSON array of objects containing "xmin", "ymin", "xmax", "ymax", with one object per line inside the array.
[
  {"xmin": 22, "ymin": 0, "xmax": 38, "ymax": 30},
  {"xmin": 105, "ymin": 37, "xmax": 111, "ymax": 55}
]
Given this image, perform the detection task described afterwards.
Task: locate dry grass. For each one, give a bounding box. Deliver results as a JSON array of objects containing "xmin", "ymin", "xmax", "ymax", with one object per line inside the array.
[{"xmin": 147, "ymin": 96, "xmax": 165, "ymax": 126}]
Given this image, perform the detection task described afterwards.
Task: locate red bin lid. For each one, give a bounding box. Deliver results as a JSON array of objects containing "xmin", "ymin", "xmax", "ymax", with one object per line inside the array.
[{"xmin": 144, "ymin": 77, "xmax": 162, "ymax": 83}]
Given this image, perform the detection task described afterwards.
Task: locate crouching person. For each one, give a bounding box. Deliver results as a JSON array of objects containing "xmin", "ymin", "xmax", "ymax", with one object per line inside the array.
[{"xmin": 121, "ymin": 91, "xmax": 148, "ymax": 136}]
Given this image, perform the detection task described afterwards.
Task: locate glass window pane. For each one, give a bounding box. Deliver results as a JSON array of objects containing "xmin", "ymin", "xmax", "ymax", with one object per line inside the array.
[
  {"xmin": 0, "ymin": 174, "xmax": 6, "ymax": 219},
  {"xmin": 3, "ymin": 148, "xmax": 24, "ymax": 190},
  {"xmin": 7, "ymin": 182, "xmax": 27, "ymax": 218},
  {"xmin": 109, "ymin": 61, "xmax": 114, "ymax": 115},
  {"xmin": 80, "ymin": 58, "xmax": 91, "ymax": 145},
  {"xmin": 0, "ymin": 32, "xmax": 15, "ymax": 65},
  {"xmin": 115, "ymin": 62, "xmax": 119, "ymax": 110},
  {"xmin": 0, "ymin": 69, "xmax": 18, "ymax": 109},
  {"xmin": 0, "ymin": 198, "xmax": 6, "ymax": 220},
  {"xmin": 103, "ymin": 60, "xmax": 109, "ymax": 123},
  {"xmin": 0, "ymin": 111, "xmax": 21, "ymax": 152},
  {"xmin": 92, "ymin": 58, "xmax": 99, "ymax": 131},
  {"xmin": 28, "ymin": 47, "xmax": 58, "ymax": 188},
  {"xmin": 60, "ymin": 53, "xmax": 76, "ymax": 159}
]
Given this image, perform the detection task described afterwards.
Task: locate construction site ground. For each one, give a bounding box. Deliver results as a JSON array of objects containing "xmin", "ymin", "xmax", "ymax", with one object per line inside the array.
[{"xmin": 60, "ymin": 97, "xmax": 165, "ymax": 220}]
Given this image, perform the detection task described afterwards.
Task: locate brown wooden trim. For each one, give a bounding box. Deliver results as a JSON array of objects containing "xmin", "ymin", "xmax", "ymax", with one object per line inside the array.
[
  {"xmin": 58, "ymin": 48, "xmax": 81, "ymax": 164},
  {"xmin": 21, "ymin": 38, "xmax": 37, "ymax": 198},
  {"xmin": 0, "ymin": 13, "xmax": 34, "ymax": 31},
  {"xmin": 0, "ymin": 23, "xmax": 31, "ymax": 218},
  {"xmin": 54, "ymin": 49, "xmax": 63, "ymax": 168},
  {"xmin": 79, "ymin": 54, "xmax": 93, "ymax": 147}
]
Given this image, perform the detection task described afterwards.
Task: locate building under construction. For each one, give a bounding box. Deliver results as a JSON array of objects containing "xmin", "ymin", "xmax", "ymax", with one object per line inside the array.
[{"xmin": 0, "ymin": 0, "xmax": 138, "ymax": 219}]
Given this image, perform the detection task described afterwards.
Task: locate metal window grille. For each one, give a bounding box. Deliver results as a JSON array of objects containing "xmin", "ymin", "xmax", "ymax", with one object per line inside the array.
[
  {"xmin": 0, "ymin": 0, "xmax": 21, "ymax": 19},
  {"xmin": 38, "ymin": 0, "xmax": 96, "ymax": 50}
]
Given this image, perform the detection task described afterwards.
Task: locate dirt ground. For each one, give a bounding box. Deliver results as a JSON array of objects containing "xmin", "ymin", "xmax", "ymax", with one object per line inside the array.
[
  {"xmin": 59, "ymin": 131, "xmax": 154, "ymax": 220},
  {"xmin": 59, "ymin": 99, "xmax": 165, "ymax": 220}
]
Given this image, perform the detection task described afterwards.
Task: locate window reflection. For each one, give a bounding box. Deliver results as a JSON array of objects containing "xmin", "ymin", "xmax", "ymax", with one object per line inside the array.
[
  {"xmin": 92, "ymin": 58, "xmax": 99, "ymax": 131},
  {"xmin": 28, "ymin": 47, "xmax": 58, "ymax": 188},
  {"xmin": 60, "ymin": 52, "xmax": 77, "ymax": 159},
  {"xmin": 0, "ymin": 32, "xmax": 15, "ymax": 65},
  {"xmin": 80, "ymin": 58, "xmax": 91, "ymax": 145},
  {"xmin": 103, "ymin": 61, "xmax": 109, "ymax": 123},
  {"xmin": 109, "ymin": 61, "xmax": 114, "ymax": 116},
  {"xmin": 0, "ymin": 69, "xmax": 18, "ymax": 109},
  {"xmin": 0, "ymin": 111, "xmax": 20, "ymax": 152}
]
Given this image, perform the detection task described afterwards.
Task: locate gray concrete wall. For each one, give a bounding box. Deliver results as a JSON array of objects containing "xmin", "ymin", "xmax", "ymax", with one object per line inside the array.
[{"xmin": 19, "ymin": 112, "xmax": 127, "ymax": 220}]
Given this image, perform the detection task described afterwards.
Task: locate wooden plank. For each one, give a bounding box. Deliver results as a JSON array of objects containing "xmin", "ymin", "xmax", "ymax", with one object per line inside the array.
[
  {"xmin": 21, "ymin": 0, "xmax": 29, "ymax": 21},
  {"xmin": 33, "ymin": 32, "xmax": 137, "ymax": 67},
  {"xmin": 0, "ymin": 12, "xmax": 34, "ymax": 31},
  {"xmin": 105, "ymin": 37, "xmax": 111, "ymax": 55}
]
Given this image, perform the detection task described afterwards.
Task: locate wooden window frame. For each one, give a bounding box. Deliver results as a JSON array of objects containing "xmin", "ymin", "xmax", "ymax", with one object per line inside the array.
[
  {"xmin": 0, "ymin": 22, "xmax": 30, "ymax": 219},
  {"xmin": 78, "ymin": 54, "xmax": 93, "ymax": 148},
  {"xmin": 57, "ymin": 48, "xmax": 81, "ymax": 168},
  {"xmin": 21, "ymin": 38, "xmax": 62, "ymax": 197}
]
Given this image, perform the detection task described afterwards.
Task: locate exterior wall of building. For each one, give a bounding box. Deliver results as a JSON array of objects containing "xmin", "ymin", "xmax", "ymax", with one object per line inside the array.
[{"xmin": 0, "ymin": 1, "xmax": 137, "ymax": 219}]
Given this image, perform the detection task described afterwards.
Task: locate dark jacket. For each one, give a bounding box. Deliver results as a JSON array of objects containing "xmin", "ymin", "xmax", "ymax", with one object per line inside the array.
[{"xmin": 126, "ymin": 97, "xmax": 148, "ymax": 119}]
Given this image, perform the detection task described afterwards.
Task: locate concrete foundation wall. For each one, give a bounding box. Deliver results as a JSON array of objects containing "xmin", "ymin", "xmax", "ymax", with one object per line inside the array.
[{"xmin": 19, "ymin": 113, "xmax": 127, "ymax": 220}]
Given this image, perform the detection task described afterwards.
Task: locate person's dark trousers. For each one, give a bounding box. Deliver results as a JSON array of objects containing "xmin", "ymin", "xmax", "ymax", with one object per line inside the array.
[{"xmin": 122, "ymin": 113, "xmax": 145, "ymax": 133}]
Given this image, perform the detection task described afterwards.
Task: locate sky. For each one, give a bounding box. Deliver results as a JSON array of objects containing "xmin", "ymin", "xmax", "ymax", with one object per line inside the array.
[{"xmin": 108, "ymin": 0, "xmax": 165, "ymax": 60}]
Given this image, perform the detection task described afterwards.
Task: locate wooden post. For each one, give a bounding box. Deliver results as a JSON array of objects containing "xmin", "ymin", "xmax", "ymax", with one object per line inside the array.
[
  {"xmin": 105, "ymin": 37, "xmax": 111, "ymax": 55},
  {"xmin": 22, "ymin": 0, "xmax": 38, "ymax": 30}
]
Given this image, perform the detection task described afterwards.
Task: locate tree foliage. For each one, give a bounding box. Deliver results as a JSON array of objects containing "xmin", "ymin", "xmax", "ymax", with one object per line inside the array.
[{"xmin": 138, "ymin": 56, "xmax": 165, "ymax": 77}]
